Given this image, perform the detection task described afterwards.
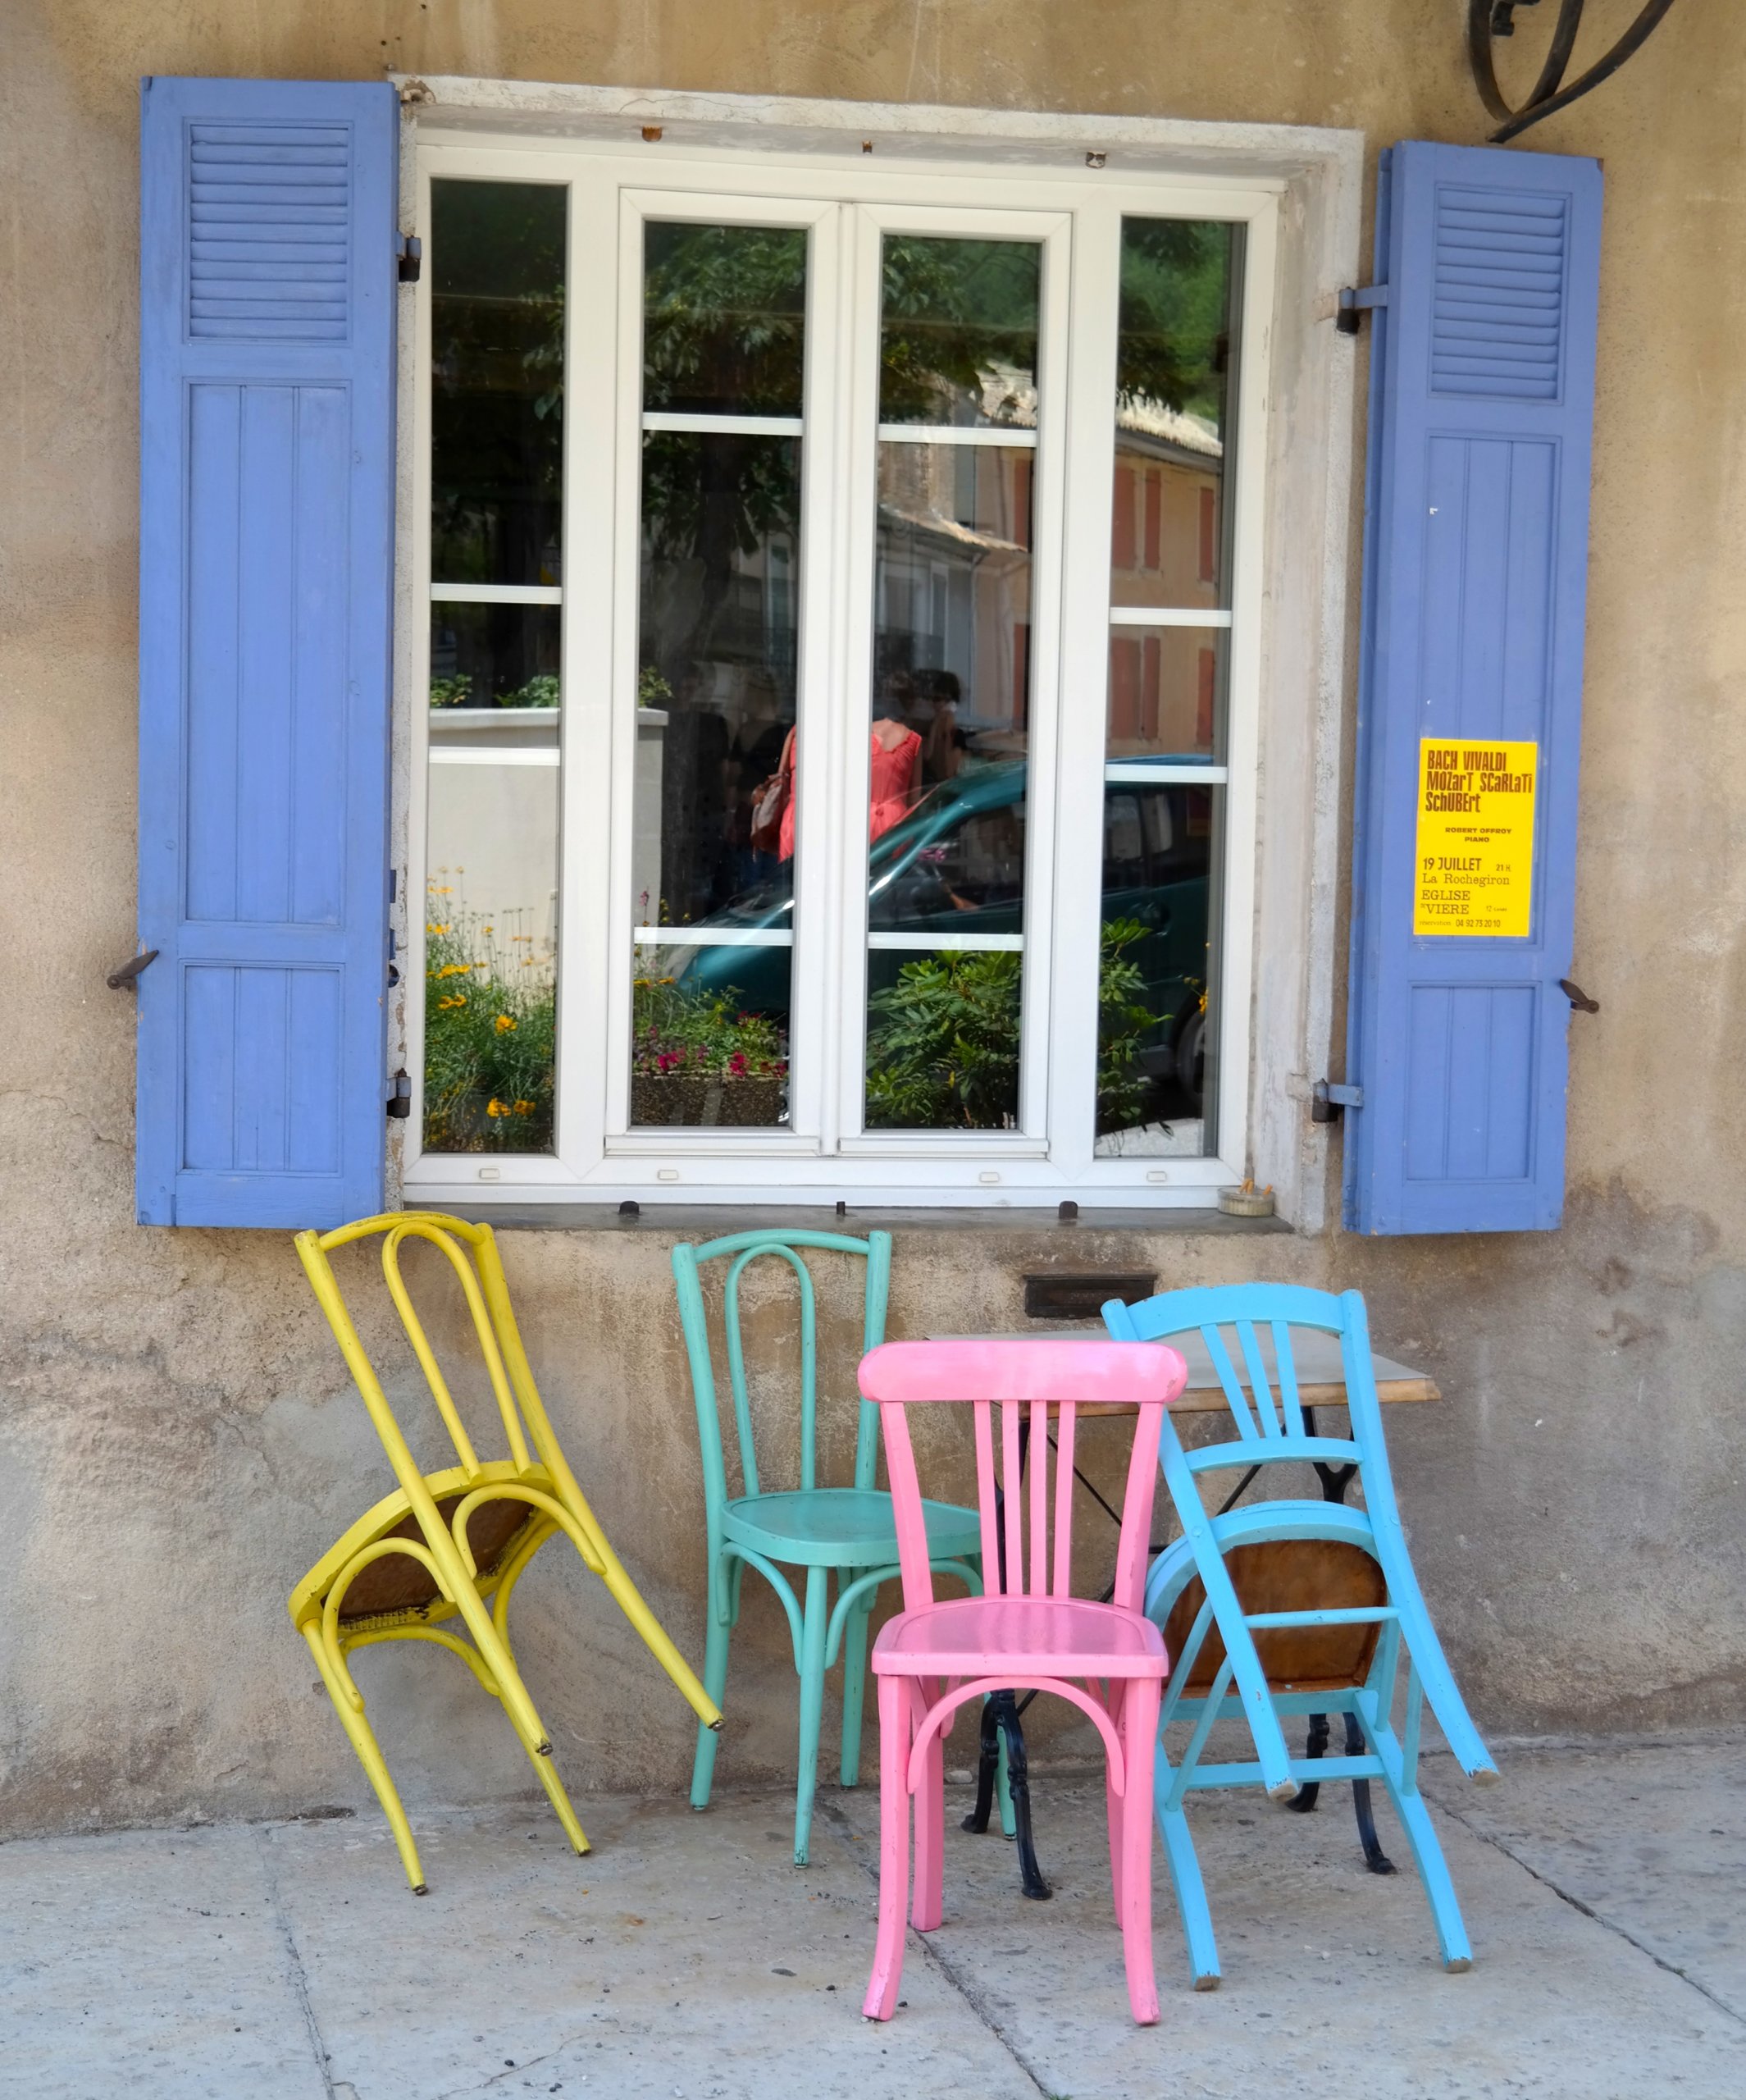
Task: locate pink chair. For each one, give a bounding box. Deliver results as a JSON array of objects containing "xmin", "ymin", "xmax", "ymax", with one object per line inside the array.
[{"xmin": 858, "ymin": 1337, "xmax": 1189, "ymax": 2026}]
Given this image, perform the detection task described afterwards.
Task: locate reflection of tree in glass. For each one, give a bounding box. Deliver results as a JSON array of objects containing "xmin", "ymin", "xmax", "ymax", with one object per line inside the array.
[
  {"xmin": 1116, "ymin": 221, "xmax": 1236, "ymax": 425},
  {"xmin": 642, "ymin": 224, "xmax": 808, "ymax": 413},
  {"xmin": 430, "ymin": 181, "xmax": 566, "ymax": 586},
  {"xmin": 879, "ymin": 237, "xmax": 1041, "ymax": 422}
]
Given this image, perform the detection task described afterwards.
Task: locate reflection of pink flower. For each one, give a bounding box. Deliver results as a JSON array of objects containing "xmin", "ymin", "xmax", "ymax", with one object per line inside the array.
[{"xmin": 727, "ymin": 1052, "xmax": 748, "ymax": 1078}]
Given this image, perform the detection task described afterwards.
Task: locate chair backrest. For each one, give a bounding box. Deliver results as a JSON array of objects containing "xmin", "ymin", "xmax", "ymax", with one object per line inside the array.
[
  {"xmin": 1101, "ymin": 1281, "xmax": 1393, "ymax": 1496},
  {"xmin": 672, "ymin": 1230, "xmax": 892, "ymax": 1522},
  {"xmin": 858, "ymin": 1339, "xmax": 1188, "ymax": 1614},
  {"xmin": 295, "ymin": 1211, "xmax": 581, "ymax": 1511}
]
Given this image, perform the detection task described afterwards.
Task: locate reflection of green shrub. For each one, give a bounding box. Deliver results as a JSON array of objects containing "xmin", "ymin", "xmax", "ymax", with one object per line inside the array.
[
  {"xmin": 422, "ymin": 899, "xmax": 555, "ymax": 1153},
  {"xmin": 865, "ymin": 951, "xmax": 1021, "ymax": 1130},
  {"xmin": 430, "ymin": 675, "xmax": 473, "ymax": 708},
  {"xmin": 509, "ymin": 674, "xmax": 559, "ymax": 708},
  {"xmin": 864, "ymin": 920, "xmax": 1156, "ymax": 1132},
  {"xmin": 631, "ymin": 975, "xmax": 786, "ymax": 1080}
]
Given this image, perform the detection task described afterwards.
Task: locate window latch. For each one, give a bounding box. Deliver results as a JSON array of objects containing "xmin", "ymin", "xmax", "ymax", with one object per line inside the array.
[
  {"xmin": 396, "ymin": 233, "xmax": 422, "ymax": 284},
  {"xmin": 1311, "ymin": 1079, "xmax": 1364, "ymax": 1123},
  {"xmin": 1336, "ymin": 285, "xmax": 1388, "ymax": 335},
  {"xmin": 387, "ymin": 1070, "xmax": 413, "ymax": 1120},
  {"xmin": 106, "ymin": 947, "xmax": 159, "ymax": 990},
  {"xmin": 1559, "ymin": 978, "xmax": 1600, "ymax": 1014}
]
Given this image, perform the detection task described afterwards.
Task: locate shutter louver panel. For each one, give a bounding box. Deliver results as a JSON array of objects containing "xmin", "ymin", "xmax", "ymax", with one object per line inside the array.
[
  {"xmin": 189, "ymin": 123, "xmax": 352, "ymax": 340},
  {"xmin": 137, "ymin": 79, "xmax": 398, "ymax": 1228},
  {"xmin": 1343, "ymin": 142, "xmax": 1602, "ymax": 1236},
  {"xmin": 1431, "ymin": 186, "xmax": 1567, "ymax": 400}
]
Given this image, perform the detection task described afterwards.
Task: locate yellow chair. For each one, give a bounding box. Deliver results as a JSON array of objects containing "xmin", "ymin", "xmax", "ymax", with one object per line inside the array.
[{"xmin": 290, "ymin": 1211, "xmax": 722, "ymax": 1892}]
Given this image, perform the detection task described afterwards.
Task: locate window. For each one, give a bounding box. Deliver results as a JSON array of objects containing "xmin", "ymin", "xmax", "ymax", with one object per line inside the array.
[{"xmin": 407, "ymin": 139, "xmax": 1273, "ymax": 1205}]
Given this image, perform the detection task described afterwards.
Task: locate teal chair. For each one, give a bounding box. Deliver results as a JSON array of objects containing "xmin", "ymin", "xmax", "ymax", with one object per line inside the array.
[
  {"xmin": 673, "ymin": 1228, "xmax": 988, "ymax": 1864},
  {"xmin": 1104, "ymin": 1283, "xmax": 1498, "ymax": 1985}
]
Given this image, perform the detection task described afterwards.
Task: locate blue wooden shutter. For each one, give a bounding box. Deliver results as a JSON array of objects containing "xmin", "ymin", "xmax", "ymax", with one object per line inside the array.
[
  {"xmin": 1344, "ymin": 141, "xmax": 1602, "ymax": 1235},
  {"xmin": 136, "ymin": 79, "xmax": 398, "ymax": 1226}
]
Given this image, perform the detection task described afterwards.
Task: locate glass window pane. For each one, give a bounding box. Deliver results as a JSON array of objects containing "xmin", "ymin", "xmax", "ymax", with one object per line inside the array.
[
  {"xmin": 866, "ymin": 944, "xmax": 1023, "ymax": 1131},
  {"xmin": 631, "ymin": 944, "xmax": 791, "ymax": 1129},
  {"xmin": 1113, "ymin": 220, "xmax": 1238, "ymax": 610},
  {"xmin": 429, "ymin": 602, "xmax": 561, "ymax": 710},
  {"xmin": 879, "ymin": 237, "xmax": 1040, "ymax": 428},
  {"xmin": 642, "ymin": 223, "xmax": 808, "ymax": 418},
  {"xmin": 430, "ymin": 181, "xmax": 566, "ymax": 587},
  {"xmin": 1094, "ymin": 783, "xmax": 1219, "ymax": 1159},
  {"xmin": 1105, "ymin": 626, "xmax": 1227, "ymax": 763},
  {"xmin": 424, "ymin": 614, "xmax": 561, "ymax": 1156},
  {"xmin": 632, "ymin": 425, "xmax": 800, "ymax": 1127}
]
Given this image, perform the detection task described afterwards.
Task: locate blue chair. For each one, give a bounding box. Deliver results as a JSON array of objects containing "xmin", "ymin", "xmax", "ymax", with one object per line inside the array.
[
  {"xmin": 1103, "ymin": 1282, "xmax": 1498, "ymax": 1985},
  {"xmin": 673, "ymin": 1228, "xmax": 991, "ymax": 1865}
]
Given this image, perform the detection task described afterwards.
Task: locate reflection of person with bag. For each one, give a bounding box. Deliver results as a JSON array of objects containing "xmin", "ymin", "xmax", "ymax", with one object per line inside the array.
[{"xmin": 749, "ymin": 714, "xmax": 922, "ymax": 862}]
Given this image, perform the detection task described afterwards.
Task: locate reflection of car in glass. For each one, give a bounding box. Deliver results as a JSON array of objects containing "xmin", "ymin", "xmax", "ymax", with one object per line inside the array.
[{"xmin": 672, "ymin": 760, "xmax": 1214, "ymax": 1110}]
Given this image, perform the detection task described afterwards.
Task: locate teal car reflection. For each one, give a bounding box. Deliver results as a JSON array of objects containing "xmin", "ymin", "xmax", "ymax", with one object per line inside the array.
[{"xmin": 675, "ymin": 760, "xmax": 1214, "ymax": 1109}]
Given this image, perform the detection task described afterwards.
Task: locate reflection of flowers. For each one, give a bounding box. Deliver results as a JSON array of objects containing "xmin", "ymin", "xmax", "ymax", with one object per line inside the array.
[
  {"xmin": 422, "ymin": 886, "xmax": 556, "ymax": 1153},
  {"xmin": 631, "ymin": 977, "xmax": 787, "ymax": 1081},
  {"xmin": 495, "ymin": 1014, "xmax": 517, "ymax": 1034}
]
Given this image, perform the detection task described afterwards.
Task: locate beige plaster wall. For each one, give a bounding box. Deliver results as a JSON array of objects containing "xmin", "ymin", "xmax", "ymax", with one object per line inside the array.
[{"xmin": 2, "ymin": 0, "xmax": 1743, "ymax": 1839}]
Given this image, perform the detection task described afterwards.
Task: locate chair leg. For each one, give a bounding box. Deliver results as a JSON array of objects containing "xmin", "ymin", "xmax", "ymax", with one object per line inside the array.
[
  {"xmin": 1118, "ymin": 1677, "xmax": 1162, "ymax": 2025},
  {"xmin": 911, "ymin": 1704, "xmax": 945, "ymax": 1933},
  {"xmin": 691, "ymin": 1570, "xmax": 733, "ymax": 1812},
  {"xmin": 863, "ymin": 1674, "xmax": 910, "ymax": 2020},
  {"xmin": 793, "ymin": 1566, "xmax": 829, "ymax": 1866},
  {"xmin": 1355, "ymin": 1701, "xmax": 1473, "ymax": 1973},
  {"xmin": 840, "ymin": 1578, "xmax": 873, "ymax": 1788},
  {"xmin": 517, "ymin": 1724, "xmax": 590, "ymax": 1856},
  {"xmin": 1105, "ymin": 1682, "xmax": 1127, "ymax": 1926},
  {"xmin": 1154, "ymin": 1784, "xmax": 1222, "ymax": 1991},
  {"xmin": 301, "ymin": 1624, "xmax": 426, "ymax": 1896}
]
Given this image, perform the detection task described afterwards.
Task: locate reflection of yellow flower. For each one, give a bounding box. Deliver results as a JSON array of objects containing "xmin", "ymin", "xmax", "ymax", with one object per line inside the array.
[
  {"xmin": 482, "ymin": 924, "xmax": 493, "ymax": 935},
  {"xmin": 426, "ymin": 922, "xmax": 450, "ymax": 936},
  {"xmin": 486, "ymin": 1098, "xmax": 508, "ymax": 1118},
  {"xmin": 495, "ymin": 1014, "xmax": 517, "ymax": 1034},
  {"xmin": 513, "ymin": 1099, "xmax": 535, "ymax": 1116},
  {"xmin": 437, "ymin": 994, "xmax": 467, "ymax": 1011}
]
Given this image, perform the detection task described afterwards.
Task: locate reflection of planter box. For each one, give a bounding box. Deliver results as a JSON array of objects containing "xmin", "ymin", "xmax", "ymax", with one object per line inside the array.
[{"xmin": 631, "ymin": 1075, "xmax": 785, "ymax": 1127}]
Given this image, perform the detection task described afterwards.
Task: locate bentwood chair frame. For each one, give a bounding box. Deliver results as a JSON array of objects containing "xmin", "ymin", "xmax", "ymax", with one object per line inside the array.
[
  {"xmin": 1103, "ymin": 1282, "xmax": 1498, "ymax": 1984},
  {"xmin": 672, "ymin": 1229, "xmax": 992, "ymax": 1865},
  {"xmin": 292, "ymin": 1212, "xmax": 721, "ymax": 1892},
  {"xmin": 859, "ymin": 1337, "xmax": 1190, "ymax": 2026}
]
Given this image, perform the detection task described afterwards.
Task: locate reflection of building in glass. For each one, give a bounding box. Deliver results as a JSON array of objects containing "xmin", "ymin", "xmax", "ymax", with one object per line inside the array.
[
  {"xmin": 1109, "ymin": 402, "xmax": 1224, "ymax": 758},
  {"xmin": 875, "ymin": 442, "xmax": 1033, "ymax": 792}
]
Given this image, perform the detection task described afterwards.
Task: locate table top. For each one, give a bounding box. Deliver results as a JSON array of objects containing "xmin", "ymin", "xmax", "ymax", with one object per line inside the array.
[{"xmin": 930, "ymin": 1326, "xmax": 1440, "ymax": 1414}]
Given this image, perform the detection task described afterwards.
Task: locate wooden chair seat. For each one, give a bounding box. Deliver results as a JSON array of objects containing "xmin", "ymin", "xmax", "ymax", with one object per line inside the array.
[{"xmin": 1160, "ymin": 1539, "xmax": 1388, "ymax": 1694}]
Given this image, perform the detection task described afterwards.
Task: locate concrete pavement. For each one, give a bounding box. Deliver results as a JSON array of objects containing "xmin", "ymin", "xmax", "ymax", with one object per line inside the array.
[{"xmin": 1, "ymin": 1737, "xmax": 1741, "ymax": 2098}]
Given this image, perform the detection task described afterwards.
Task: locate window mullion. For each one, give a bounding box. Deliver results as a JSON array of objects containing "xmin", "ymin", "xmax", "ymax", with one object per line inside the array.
[{"xmin": 1046, "ymin": 201, "xmax": 1124, "ymax": 1179}]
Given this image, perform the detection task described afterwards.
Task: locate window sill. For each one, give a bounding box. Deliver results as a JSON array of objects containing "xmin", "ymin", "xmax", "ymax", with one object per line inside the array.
[{"xmin": 444, "ymin": 1200, "xmax": 1291, "ymax": 1237}]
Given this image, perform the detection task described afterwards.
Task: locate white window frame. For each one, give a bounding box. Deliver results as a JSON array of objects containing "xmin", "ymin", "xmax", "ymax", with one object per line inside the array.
[{"xmin": 392, "ymin": 84, "xmax": 1363, "ymax": 1223}]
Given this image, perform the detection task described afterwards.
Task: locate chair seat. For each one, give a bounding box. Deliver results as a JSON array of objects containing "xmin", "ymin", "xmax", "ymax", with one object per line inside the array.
[
  {"xmin": 872, "ymin": 1593, "xmax": 1168, "ymax": 1678},
  {"xmin": 289, "ymin": 1459, "xmax": 553, "ymax": 1631},
  {"xmin": 723, "ymin": 1488, "xmax": 982, "ymax": 1569}
]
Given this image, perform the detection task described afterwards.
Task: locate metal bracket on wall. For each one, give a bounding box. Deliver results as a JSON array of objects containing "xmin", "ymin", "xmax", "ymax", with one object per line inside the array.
[
  {"xmin": 1336, "ymin": 285, "xmax": 1389, "ymax": 336},
  {"xmin": 1468, "ymin": 0, "xmax": 1679, "ymax": 146},
  {"xmin": 1311, "ymin": 1080, "xmax": 1364, "ymax": 1124},
  {"xmin": 106, "ymin": 948, "xmax": 159, "ymax": 990},
  {"xmin": 396, "ymin": 232, "xmax": 422, "ymax": 283}
]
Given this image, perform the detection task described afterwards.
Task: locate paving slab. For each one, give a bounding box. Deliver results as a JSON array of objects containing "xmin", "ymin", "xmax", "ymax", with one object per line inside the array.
[
  {"xmin": 1424, "ymin": 1737, "xmax": 1746, "ymax": 2020},
  {"xmin": 1, "ymin": 1742, "xmax": 1743, "ymax": 2099}
]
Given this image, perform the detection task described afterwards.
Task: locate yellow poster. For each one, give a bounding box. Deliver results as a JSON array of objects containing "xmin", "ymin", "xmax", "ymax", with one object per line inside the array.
[{"xmin": 1413, "ymin": 737, "xmax": 1537, "ymax": 938}]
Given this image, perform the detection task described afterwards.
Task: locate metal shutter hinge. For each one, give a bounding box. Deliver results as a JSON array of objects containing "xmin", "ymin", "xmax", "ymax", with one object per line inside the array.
[
  {"xmin": 1336, "ymin": 285, "xmax": 1388, "ymax": 336},
  {"xmin": 107, "ymin": 947, "xmax": 159, "ymax": 990},
  {"xmin": 397, "ymin": 234, "xmax": 422, "ymax": 284},
  {"xmin": 387, "ymin": 1070, "xmax": 413, "ymax": 1120},
  {"xmin": 1311, "ymin": 1080, "xmax": 1364, "ymax": 1122}
]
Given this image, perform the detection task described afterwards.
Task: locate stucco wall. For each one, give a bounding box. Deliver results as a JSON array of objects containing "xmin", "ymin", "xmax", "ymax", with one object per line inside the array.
[{"xmin": 2, "ymin": 0, "xmax": 1742, "ymax": 1839}]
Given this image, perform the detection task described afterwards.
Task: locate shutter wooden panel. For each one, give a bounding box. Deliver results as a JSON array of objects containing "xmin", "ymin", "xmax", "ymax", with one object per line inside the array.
[
  {"xmin": 136, "ymin": 79, "xmax": 398, "ymax": 1226},
  {"xmin": 1343, "ymin": 142, "xmax": 1602, "ymax": 1235}
]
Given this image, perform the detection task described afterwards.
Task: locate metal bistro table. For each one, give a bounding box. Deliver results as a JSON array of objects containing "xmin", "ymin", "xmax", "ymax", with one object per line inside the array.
[{"xmin": 932, "ymin": 1327, "xmax": 1442, "ymax": 1900}]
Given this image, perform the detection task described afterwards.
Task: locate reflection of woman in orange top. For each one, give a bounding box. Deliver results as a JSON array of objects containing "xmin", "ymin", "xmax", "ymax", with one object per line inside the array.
[{"xmin": 774, "ymin": 717, "xmax": 922, "ymax": 860}]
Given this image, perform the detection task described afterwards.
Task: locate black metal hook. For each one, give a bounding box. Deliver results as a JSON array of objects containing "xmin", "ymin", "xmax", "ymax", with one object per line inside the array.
[{"xmin": 1468, "ymin": 0, "xmax": 1680, "ymax": 145}]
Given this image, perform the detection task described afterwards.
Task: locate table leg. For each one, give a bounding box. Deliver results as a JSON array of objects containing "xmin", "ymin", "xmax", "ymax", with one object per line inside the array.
[
  {"xmin": 962, "ymin": 1696, "xmax": 1001, "ymax": 1834},
  {"xmin": 993, "ymin": 1691, "xmax": 1051, "ymax": 1900}
]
